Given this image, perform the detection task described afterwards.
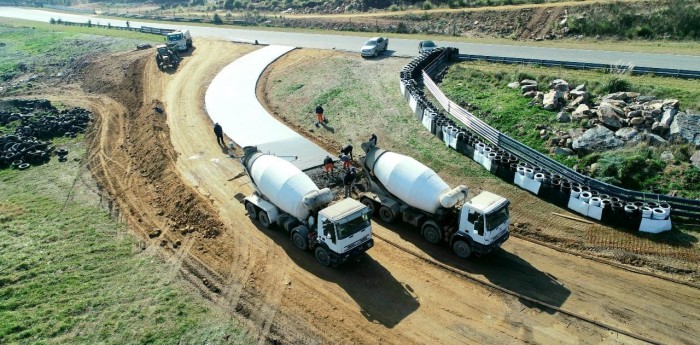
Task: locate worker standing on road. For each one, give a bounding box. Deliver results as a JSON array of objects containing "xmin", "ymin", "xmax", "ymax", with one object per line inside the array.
[
  {"xmin": 315, "ymin": 104, "xmax": 324, "ymax": 127},
  {"xmin": 214, "ymin": 122, "xmax": 225, "ymax": 146},
  {"xmin": 343, "ymin": 167, "xmax": 357, "ymax": 198},
  {"xmin": 323, "ymin": 155, "xmax": 334, "ymax": 175},
  {"xmin": 340, "ymin": 144, "xmax": 354, "ymax": 161}
]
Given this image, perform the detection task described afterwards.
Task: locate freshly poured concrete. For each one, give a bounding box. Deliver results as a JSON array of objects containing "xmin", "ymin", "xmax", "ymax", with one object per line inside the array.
[{"xmin": 205, "ymin": 45, "xmax": 333, "ymax": 170}]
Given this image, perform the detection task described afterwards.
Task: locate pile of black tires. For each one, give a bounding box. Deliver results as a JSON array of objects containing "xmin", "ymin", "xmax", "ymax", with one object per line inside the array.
[{"xmin": 0, "ymin": 99, "xmax": 92, "ymax": 171}]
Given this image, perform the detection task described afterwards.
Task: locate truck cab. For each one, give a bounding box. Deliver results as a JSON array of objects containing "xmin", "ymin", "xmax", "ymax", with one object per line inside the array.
[
  {"xmin": 315, "ymin": 198, "xmax": 374, "ymax": 266},
  {"xmin": 453, "ymin": 191, "xmax": 510, "ymax": 258},
  {"xmin": 165, "ymin": 30, "xmax": 192, "ymax": 52}
]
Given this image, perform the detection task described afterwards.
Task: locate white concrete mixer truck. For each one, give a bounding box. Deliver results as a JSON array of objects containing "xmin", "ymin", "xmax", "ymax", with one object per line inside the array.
[
  {"xmin": 359, "ymin": 142, "xmax": 510, "ymax": 258},
  {"xmin": 241, "ymin": 146, "xmax": 374, "ymax": 267}
]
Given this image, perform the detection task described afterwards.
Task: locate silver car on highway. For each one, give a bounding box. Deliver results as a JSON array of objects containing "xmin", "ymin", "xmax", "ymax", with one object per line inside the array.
[{"xmin": 361, "ymin": 37, "xmax": 389, "ymax": 58}]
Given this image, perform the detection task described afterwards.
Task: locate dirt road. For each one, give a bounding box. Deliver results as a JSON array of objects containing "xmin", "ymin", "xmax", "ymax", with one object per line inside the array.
[{"xmin": 76, "ymin": 39, "xmax": 699, "ymax": 344}]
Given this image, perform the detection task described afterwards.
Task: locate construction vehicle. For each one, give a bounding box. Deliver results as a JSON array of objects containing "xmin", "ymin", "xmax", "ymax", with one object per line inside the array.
[
  {"xmin": 359, "ymin": 142, "xmax": 510, "ymax": 258},
  {"xmin": 155, "ymin": 45, "xmax": 180, "ymax": 72},
  {"xmin": 241, "ymin": 146, "xmax": 374, "ymax": 267},
  {"xmin": 165, "ymin": 29, "xmax": 192, "ymax": 52}
]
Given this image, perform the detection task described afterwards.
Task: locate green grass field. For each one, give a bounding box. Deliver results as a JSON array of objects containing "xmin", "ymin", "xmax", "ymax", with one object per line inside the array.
[
  {"xmin": 0, "ymin": 19, "xmax": 250, "ymax": 342},
  {"xmin": 0, "ymin": 136, "xmax": 250, "ymax": 344}
]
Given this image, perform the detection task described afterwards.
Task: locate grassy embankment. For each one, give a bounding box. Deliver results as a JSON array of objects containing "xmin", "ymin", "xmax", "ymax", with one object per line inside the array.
[
  {"xmin": 0, "ymin": 22, "xmax": 251, "ymax": 344},
  {"xmin": 0, "ymin": 17, "xmax": 161, "ymax": 83},
  {"xmin": 440, "ymin": 61, "xmax": 700, "ymax": 199}
]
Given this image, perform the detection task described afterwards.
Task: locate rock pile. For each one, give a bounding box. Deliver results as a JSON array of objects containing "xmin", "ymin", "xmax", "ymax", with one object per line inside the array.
[{"xmin": 509, "ymin": 79, "xmax": 700, "ymax": 158}]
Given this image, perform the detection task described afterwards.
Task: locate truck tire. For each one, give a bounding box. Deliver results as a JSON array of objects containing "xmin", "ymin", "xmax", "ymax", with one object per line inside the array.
[
  {"xmin": 379, "ymin": 206, "xmax": 396, "ymax": 223},
  {"xmin": 361, "ymin": 198, "xmax": 377, "ymax": 216},
  {"xmin": 422, "ymin": 222, "xmax": 441, "ymax": 245},
  {"xmin": 292, "ymin": 231, "xmax": 308, "ymax": 251},
  {"xmin": 258, "ymin": 210, "xmax": 272, "ymax": 229},
  {"xmin": 452, "ymin": 239, "xmax": 472, "ymax": 259},
  {"xmin": 245, "ymin": 202, "xmax": 257, "ymax": 220},
  {"xmin": 314, "ymin": 246, "xmax": 332, "ymax": 267}
]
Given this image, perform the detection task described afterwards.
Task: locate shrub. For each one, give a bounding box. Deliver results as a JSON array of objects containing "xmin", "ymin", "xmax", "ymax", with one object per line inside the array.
[
  {"xmin": 212, "ymin": 13, "xmax": 223, "ymax": 24},
  {"xmin": 422, "ymin": 0, "xmax": 433, "ymax": 10},
  {"xmin": 603, "ymin": 77, "xmax": 631, "ymax": 93}
]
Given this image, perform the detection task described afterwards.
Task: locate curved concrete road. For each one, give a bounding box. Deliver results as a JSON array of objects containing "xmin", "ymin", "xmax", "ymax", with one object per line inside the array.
[
  {"xmin": 2, "ymin": 7, "xmax": 700, "ymax": 70},
  {"xmin": 205, "ymin": 45, "xmax": 332, "ymax": 170}
]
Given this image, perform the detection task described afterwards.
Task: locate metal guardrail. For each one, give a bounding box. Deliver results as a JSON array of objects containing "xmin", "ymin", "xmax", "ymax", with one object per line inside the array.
[
  {"xmin": 455, "ymin": 54, "xmax": 700, "ymax": 79},
  {"xmin": 50, "ymin": 20, "xmax": 174, "ymax": 35},
  {"xmin": 411, "ymin": 49, "xmax": 700, "ymax": 220}
]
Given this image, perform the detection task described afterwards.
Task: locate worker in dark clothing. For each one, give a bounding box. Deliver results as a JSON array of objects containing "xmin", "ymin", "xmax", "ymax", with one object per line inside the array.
[
  {"xmin": 368, "ymin": 133, "xmax": 377, "ymax": 147},
  {"xmin": 323, "ymin": 155, "xmax": 334, "ymax": 174},
  {"xmin": 315, "ymin": 104, "xmax": 324, "ymax": 127},
  {"xmin": 214, "ymin": 123, "xmax": 224, "ymax": 146},
  {"xmin": 343, "ymin": 167, "xmax": 356, "ymax": 198},
  {"xmin": 340, "ymin": 153, "xmax": 351, "ymax": 169},
  {"xmin": 340, "ymin": 144, "xmax": 354, "ymax": 161}
]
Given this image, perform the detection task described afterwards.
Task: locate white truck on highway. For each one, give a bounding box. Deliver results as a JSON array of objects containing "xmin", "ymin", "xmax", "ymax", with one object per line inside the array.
[
  {"xmin": 359, "ymin": 142, "xmax": 510, "ymax": 258},
  {"xmin": 165, "ymin": 29, "xmax": 192, "ymax": 52},
  {"xmin": 241, "ymin": 146, "xmax": 374, "ymax": 267}
]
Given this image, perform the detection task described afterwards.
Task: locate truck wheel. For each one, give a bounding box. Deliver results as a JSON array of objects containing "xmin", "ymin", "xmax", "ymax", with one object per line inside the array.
[
  {"xmin": 314, "ymin": 246, "xmax": 332, "ymax": 267},
  {"xmin": 292, "ymin": 232, "xmax": 308, "ymax": 251},
  {"xmin": 422, "ymin": 222, "xmax": 441, "ymax": 245},
  {"xmin": 378, "ymin": 206, "xmax": 395, "ymax": 223},
  {"xmin": 361, "ymin": 198, "xmax": 376, "ymax": 216},
  {"xmin": 258, "ymin": 211, "xmax": 272, "ymax": 229},
  {"xmin": 452, "ymin": 240, "xmax": 472, "ymax": 259},
  {"xmin": 245, "ymin": 202, "xmax": 257, "ymax": 220}
]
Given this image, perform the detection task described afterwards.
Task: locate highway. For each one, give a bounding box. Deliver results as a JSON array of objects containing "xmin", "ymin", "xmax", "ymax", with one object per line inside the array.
[{"xmin": 2, "ymin": 6, "xmax": 699, "ymax": 70}]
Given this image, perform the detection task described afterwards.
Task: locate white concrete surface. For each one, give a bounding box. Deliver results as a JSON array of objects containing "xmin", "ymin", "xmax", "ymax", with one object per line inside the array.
[{"xmin": 205, "ymin": 45, "xmax": 332, "ymax": 170}]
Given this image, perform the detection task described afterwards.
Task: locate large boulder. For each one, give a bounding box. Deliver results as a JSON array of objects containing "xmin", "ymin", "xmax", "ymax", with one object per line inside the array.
[
  {"xmin": 601, "ymin": 92, "xmax": 628, "ymax": 101},
  {"xmin": 507, "ymin": 81, "xmax": 520, "ymax": 89},
  {"xmin": 543, "ymin": 90, "xmax": 562, "ymax": 110},
  {"xmin": 572, "ymin": 125, "xmax": 624, "ymax": 154},
  {"xmin": 556, "ymin": 111, "xmax": 571, "ymax": 123},
  {"xmin": 691, "ymin": 150, "xmax": 700, "ymax": 169},
  {"xmin": 669, "ymin": 113, "xmax": 700, "ymax": 147},
  {"xmin": 549, "ymin": 79, "xmax": 570, "ymax": 92},
  {"xmin": 572, "ymin": 104, "xmax": 591, "ymax": 120},
  {"xmin": 645, "ymin": 133, "xmax": 668, "ymax": 147},
  {"xmin": 660, "ymin": 108, "xmax": 678, "ymax": 127},
  {"xmin": 554, "ymin": 147, "xmax": 575, "ymax": 156},
  {"xmin": 598, "ymin": 104, "xmax": 624, "ymax": 129},
  {"xmin": 615, "ymin": 127, "xmax": 638, "ymax": 141},
  {"xmin": 521, "ymin": 79, "xmax": 538, "ymax": 86},
  {"xmin": 569, "ymin": 89, "xmax": 588, "ymax": 100},
  {"xmin": 521, "ymin": 84, "xmax": 537, "ymax": 93}
]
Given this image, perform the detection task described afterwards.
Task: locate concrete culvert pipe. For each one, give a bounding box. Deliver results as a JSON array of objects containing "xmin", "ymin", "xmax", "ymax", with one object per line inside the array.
[
  {"xmin": 524, "ymin": 168, "xmax": 534, "ymax": 179},
  {"xmin": 589, "ymin": 196, "xmax": 601, "ymax": 206},
  {"xmin": 534, "ymin": 173, "xmax": 544, "ymax": 182},
  {"xmin": 624, "ymin": 204, "xmax": 638, "ymax": 214},
  {"xmin": 570, "ymin": 186, "xmax": 582, "ymax": 198},
  {"xmin": 641, "ymin": 206, "xmax": 653, "ymax": 219},
  {"xmin": 580, "ymin": 191, "xmax": 592, "ymax": 202},
  {"xmin": 652, "ymin": 207, "xmax": 668, "ymax": 220}
]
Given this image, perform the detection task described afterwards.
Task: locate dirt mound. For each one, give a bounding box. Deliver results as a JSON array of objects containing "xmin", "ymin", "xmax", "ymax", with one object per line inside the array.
[{"xmin": 80, "ymin": 50, "xmax": 225, "ymax": 241}]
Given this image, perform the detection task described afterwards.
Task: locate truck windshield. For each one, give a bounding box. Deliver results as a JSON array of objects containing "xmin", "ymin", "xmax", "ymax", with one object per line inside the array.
[
  {"xmin": 336, "ymin": 212, "xmax": 370, "ymax": 240},
  {"xmin": 168, "ymin": 34, "xmax": 183, "ymax": 41},
  {"xmin": 485, "ymin": 206, "xmax": 509, "ymax": 231}
]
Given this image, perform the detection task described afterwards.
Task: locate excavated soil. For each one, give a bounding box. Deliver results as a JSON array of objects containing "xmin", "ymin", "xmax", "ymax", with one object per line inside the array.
[{"xmin": 23, "ymin": 39, "xmax": 699, "ymax": 344}]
